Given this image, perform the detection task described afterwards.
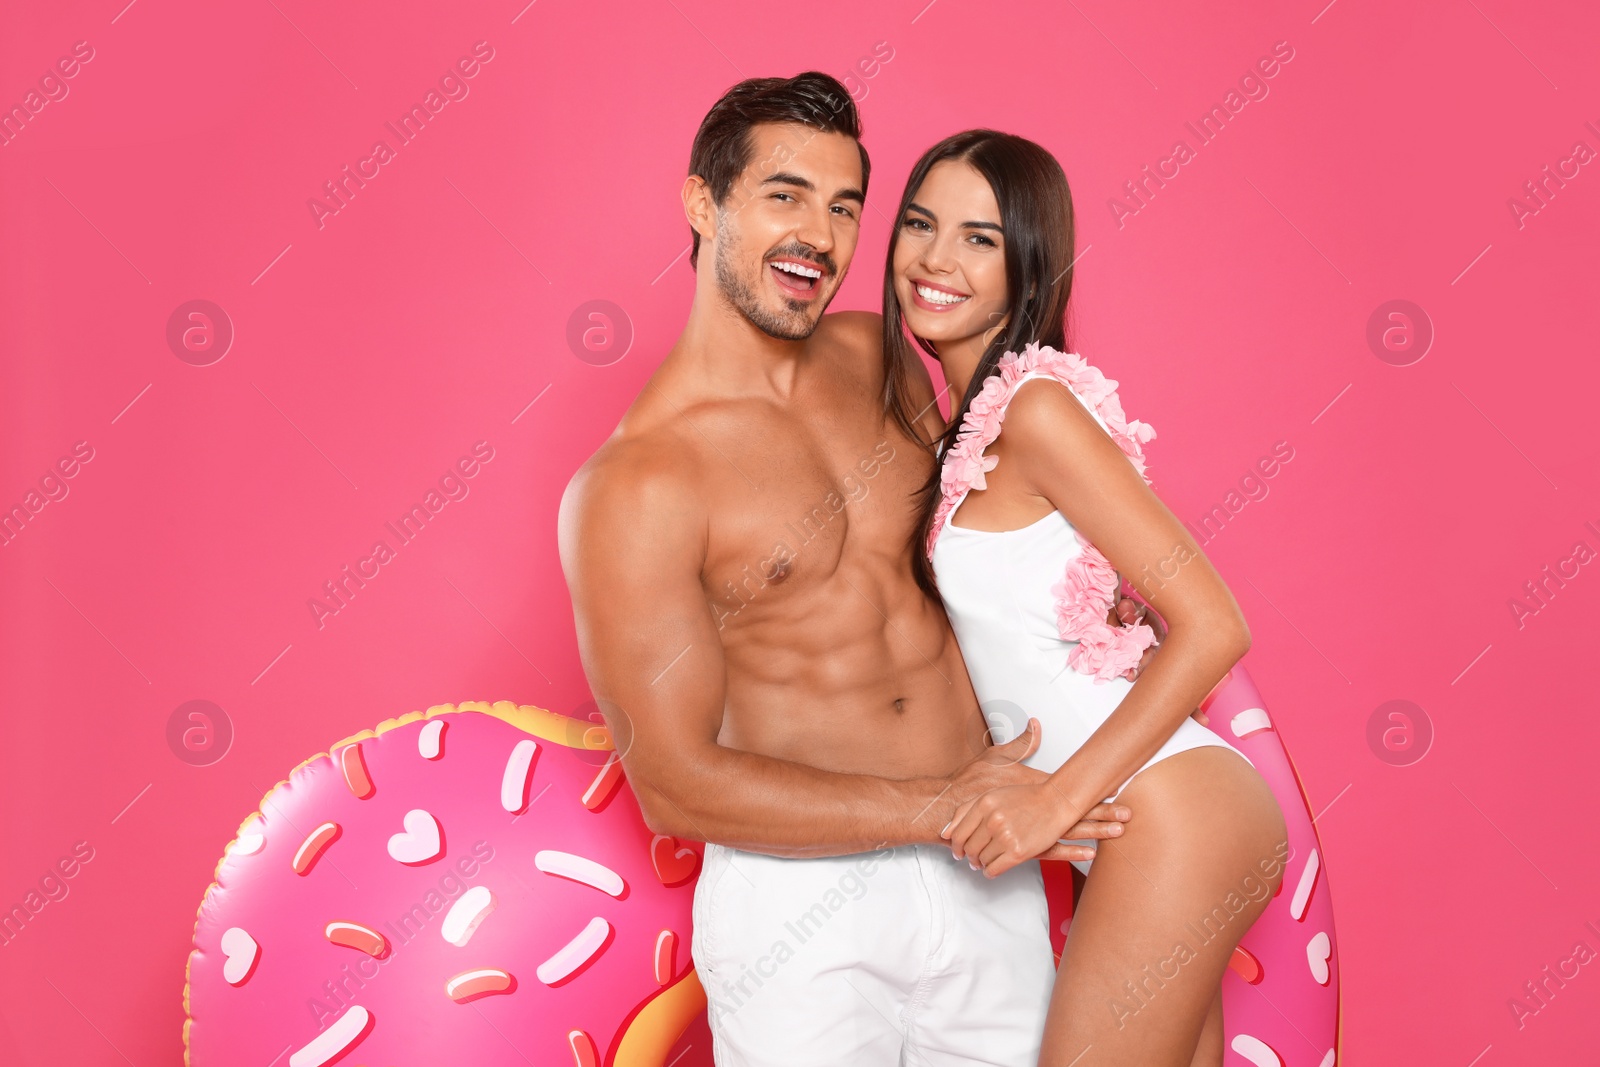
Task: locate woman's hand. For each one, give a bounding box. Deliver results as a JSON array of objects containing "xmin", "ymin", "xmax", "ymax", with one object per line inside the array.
[{"xmin": 941, "ymin": 781, "xmax": 1106, "ymax": 879}]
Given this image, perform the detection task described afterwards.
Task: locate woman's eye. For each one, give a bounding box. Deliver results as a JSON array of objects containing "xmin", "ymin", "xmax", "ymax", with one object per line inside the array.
[
  {"xmin": 903, "ymin": 217, "xmax": 930, "ymax": 231},
  {"xmin": 969, "ymin": 234, "xmax": 995, "ymax": 247}
]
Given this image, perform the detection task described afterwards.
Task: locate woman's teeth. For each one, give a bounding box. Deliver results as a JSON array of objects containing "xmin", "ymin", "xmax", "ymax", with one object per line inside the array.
[{"xmin": 916, "ymin": 284, "xmax": 968, "ymax": 306}]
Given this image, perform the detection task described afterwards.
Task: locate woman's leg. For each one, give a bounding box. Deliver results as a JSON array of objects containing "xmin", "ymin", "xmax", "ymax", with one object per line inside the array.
[
  {"xmin": 1188, "ymin": 988, "xmax": 1223, "ymax": 1067},
  {"xmin": 1039, "ymin": 747, "xmax": 1287, "ymax": 1067}
]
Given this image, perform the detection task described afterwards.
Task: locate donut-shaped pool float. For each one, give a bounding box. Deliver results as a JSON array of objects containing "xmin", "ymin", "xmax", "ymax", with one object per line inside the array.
[
  {"xmin": 186, "ymin": 689, "xmax": 1334, "ymax": 1066},
  {"xmin": 183, "ymin": 701, "xmax": 713, "ymax": 1067},
  {"xmin": 1041, "ymin": 663, "xmax": 1341, "ymax": 1066}
]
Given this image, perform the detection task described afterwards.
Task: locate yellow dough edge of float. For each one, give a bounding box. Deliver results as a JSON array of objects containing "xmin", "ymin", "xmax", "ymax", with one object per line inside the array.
[
  {"xmin": 611, "ymin": 967, "xmax": 710, "ymax": 1067},
  {"xmin": 182, "ymin": 701, "xmax": 621, "ymax": 1067}
]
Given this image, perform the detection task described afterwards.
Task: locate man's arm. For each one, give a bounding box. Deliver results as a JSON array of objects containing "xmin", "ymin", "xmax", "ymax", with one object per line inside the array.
[{"xmin": 558, "ymin": 447, "xmax": 1124, "ymax": 860}]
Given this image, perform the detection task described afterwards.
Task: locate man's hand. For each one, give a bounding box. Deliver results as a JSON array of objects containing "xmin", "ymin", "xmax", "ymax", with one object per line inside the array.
[
  {"xmin": 944, "ymin": 780, "xmax": 1087, "ymax": 879},
  {"xmin": 1107, "ymin": 590, "xmax": 1210, "ymax": 726},
  {"xmin": 946, "ymin": 719, "xmax": 1052, "ymax": 802},
  {"xmin": 945, "ymin": 719, "xmax": 1130, "ymax": 867}
]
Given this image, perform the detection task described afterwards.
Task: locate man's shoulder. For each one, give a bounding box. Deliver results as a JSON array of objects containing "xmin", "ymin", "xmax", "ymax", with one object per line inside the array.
[
  {"xmin": 812, "ymin": 310, "xmax": 885, "ymax": 391},
  {"xmin": 815, "ymin": 309, "xmax": 883, "ymax": 355},
  {"xmin": 562, "ymin": 427, "xmax": 704, "ymax": 539},
  {"xmin": 820, "ymin": 308, "xmax": 883, "ymax": 336}
]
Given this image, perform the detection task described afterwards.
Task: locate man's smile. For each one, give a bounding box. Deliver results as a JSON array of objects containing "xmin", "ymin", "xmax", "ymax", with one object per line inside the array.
[{"xmin": 768, "ymin": 257, "xmax": 826, "ymax": 298}]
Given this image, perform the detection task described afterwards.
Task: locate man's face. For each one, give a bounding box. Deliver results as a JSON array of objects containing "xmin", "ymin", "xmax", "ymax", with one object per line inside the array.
[{"xmin": 708, "ymin": 122, "xmax": 864, "ymax": 340}]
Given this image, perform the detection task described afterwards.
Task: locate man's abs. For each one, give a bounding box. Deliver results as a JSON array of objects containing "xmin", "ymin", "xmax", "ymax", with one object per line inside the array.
[{"xmin": 710, "ymin": 557, "xmax": 988, "ymax": 779}]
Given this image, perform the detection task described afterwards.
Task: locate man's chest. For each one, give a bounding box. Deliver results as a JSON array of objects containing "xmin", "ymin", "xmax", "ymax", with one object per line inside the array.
[{"xmin": 695, "ymin": 416, "xmax": 930, "ymax": 627}]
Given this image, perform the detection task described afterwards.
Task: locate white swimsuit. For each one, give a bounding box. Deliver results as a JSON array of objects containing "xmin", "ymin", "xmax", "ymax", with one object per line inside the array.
[{"xmin": 928, "ymin": 345, "xmax": 1250, "ymax": 873}]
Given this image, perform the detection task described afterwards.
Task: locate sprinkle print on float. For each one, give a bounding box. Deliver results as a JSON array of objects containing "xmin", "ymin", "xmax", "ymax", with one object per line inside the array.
[{"xmin": 183, "ymin": 701, "xmax": 710, "ymax": 1067}]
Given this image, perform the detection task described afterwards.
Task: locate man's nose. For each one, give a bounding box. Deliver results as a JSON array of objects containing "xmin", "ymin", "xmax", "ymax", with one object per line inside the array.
[{"xmin": 792, "ymin": 206, "xmax": 836, "ymax": 258}]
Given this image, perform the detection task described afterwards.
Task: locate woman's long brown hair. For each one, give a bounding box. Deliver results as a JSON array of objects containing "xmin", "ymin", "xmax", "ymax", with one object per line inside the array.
[{"xmin": 881, "ymin": 129, "xmax": 1078, "ymax": 598}]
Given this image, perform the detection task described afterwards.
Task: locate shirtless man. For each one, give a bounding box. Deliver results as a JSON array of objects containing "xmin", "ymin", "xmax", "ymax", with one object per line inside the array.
[{"xmin": 558, "ymin": 72, "xmax": 1165, "ymax": 1065}]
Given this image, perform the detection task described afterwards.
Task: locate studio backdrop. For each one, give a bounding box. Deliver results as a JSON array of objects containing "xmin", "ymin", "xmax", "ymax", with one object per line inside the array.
[{"xmin": 1, "ymin": 1, "xmax": 1597, "ymax": 1065}]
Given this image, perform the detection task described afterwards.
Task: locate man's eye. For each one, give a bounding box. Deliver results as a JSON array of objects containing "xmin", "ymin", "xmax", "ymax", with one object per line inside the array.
[{"xmin": 772, "ymin": 192, "xmax": 795, "ymax": 202}]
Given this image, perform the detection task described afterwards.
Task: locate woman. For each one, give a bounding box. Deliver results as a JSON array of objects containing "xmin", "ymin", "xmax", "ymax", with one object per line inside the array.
[{"xmin": 882, "ymin": 129, "xmax": 1289, "ymax": 1066}]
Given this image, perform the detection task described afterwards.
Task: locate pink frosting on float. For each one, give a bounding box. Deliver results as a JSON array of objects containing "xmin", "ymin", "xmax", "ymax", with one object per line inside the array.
[{"xmin": 927, "ymin": 343, "xmax": 1159, "ymax": 683}]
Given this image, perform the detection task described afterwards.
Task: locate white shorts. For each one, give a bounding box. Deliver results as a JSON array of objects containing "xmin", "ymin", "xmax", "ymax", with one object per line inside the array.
[{"xmin": 691, "ymin": 842, "xmax": 1055, "ymax": 1066}]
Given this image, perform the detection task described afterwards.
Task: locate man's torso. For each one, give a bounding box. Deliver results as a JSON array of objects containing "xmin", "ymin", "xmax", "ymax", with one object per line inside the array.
[{"xmin": 620, "ymin": 313, "xmax": 986, "ymax": 776}]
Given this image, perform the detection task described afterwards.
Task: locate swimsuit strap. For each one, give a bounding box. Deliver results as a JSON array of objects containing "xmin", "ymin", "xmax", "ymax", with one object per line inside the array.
[{"xmin": 927, "ymin": 343, "xmax": 1160, "ymax": 682}]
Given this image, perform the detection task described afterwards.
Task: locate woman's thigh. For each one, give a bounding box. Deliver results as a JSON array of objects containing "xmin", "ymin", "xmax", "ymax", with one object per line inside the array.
[{"xmin": 1039, "ymin": 746, "xmax": 1287, "ymax": 1067}]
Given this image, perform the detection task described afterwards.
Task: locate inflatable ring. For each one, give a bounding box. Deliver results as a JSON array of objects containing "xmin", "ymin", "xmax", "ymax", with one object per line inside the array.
[
  {"xmin": 183, "ymin": 701, "xmax": 712, "ymax": 1067},
  {"xmin": 1041, "ymin": 663, "xmax": 1342, "ymax": 1066},
  {"xmin": 185, "ymin": 689, "xmax": 1335, "ymax": 1065}
]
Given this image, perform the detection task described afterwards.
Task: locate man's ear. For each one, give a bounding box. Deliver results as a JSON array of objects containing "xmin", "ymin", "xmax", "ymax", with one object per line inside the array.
[{"xmin": 683, "ymin": 175, "xmax": 716, "ymax": 249}]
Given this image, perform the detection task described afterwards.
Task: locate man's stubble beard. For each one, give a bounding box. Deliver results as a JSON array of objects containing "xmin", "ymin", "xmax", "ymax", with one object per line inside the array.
[{"xmin": 712, "ymin": 215, "xmax": 836, "ymax": 342}]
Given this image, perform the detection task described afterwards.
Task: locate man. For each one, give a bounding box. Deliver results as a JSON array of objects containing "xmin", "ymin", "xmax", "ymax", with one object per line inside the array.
[{"xmin": 559, "ymin": 72, "xmax": 1170, "ymax": 1065}]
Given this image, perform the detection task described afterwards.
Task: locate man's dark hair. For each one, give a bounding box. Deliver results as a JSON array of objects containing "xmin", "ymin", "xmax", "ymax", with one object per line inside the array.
[{"xmin": 686, "ymin": 71, "xmax": 869, "ymax": 269}]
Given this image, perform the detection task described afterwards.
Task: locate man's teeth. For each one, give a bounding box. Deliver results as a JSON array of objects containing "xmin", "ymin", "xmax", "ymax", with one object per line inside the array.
[
  {"xmin": 772, "ymin": 261, "xmax": 823, "ymax": 279},
  {"xmin": 917, "ymin": 285, "xmax": 968, "ymax": 306}
]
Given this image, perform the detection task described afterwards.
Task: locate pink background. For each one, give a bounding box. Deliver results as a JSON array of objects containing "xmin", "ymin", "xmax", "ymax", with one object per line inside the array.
[{"xmin": 2, "ymin": 0, "xmax": 1596, "ymax": 1063}]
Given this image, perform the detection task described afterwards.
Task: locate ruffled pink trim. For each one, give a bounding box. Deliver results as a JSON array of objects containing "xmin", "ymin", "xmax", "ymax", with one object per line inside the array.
[{"xmin": 928, "ymin": 343, "xmax": 1159, "ymax": 683}]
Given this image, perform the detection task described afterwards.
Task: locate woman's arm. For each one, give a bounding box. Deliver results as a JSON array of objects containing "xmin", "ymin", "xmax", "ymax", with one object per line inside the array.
[{"xmin": 942, "ymin": 376, "xmax": 1249, "ymax": 875}]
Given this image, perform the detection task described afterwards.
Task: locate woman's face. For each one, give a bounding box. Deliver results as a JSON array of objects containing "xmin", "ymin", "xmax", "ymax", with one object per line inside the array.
[{"xmin": 892, "ymin": 159, "xmax": 1011, "ymax": 351}]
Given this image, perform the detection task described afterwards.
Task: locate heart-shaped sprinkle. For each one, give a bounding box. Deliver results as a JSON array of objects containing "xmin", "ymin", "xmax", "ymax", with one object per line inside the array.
[
  {"xmin": 650, "ymin": 835, "xmax": 699, "ymax": 886},
  {"xmin": 220, "ymin": 926, "xmax": 258, "ymax": 986},
  {"xmin": 1307, "ymin": 929, "xmax": 1332, "ymax": 985},
  {"xmin": 386, "ymin": 809, "xmax": 441, "ymax": 865}
]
